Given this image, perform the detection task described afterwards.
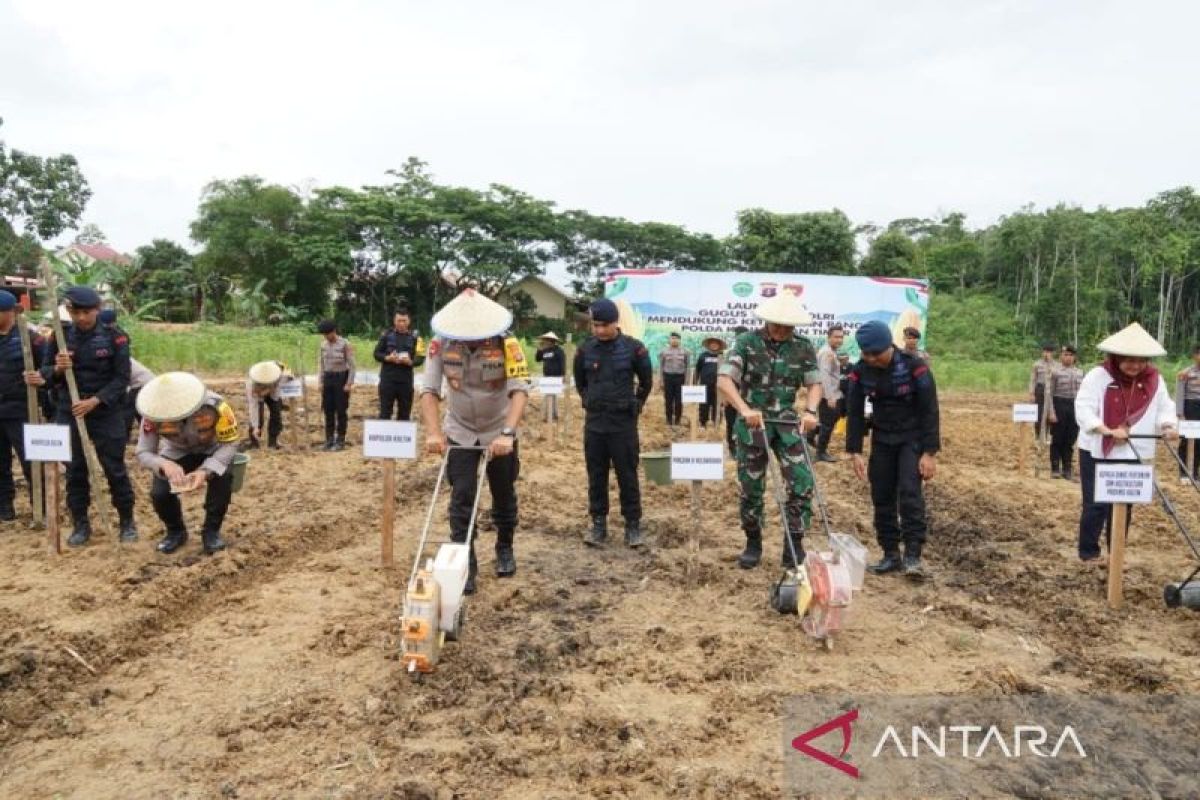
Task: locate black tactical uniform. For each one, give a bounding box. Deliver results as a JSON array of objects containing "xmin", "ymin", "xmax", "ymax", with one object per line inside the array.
[
  {"xmin": 40, "ymin": 288, "xmax": 137, "ymax": 545},
  {"xmin": 845, "ymin": 346, "xmax": 940, "ymax": 572},
  {"xmin": 0, "ymin": 298, "xmax": 39, "ymax": 519},
  {"xmin": 574, "ymin": 312, "xmax": 653, "ymax": 546},
  {"xmin": 373, "ymin": 327, "xmax": 425, "ymax": 420}
]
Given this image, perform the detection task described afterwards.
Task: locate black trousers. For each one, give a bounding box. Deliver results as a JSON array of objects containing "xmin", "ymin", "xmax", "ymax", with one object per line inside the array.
[
  {"xmin": 379, "ymin": 379, "xmax": 414, "ymax": 421},
  {"xmin": 867, "ymin": 439, "xmax": 927, "ymax": 557},
  {"xmin": 584, "ymin": 423, "xmax": 641, "ymax": 522},
  {"xmin": 57, "ymin": 410, "xmax": 135, "ymax": 521},
  {"xmin": 0, "ymin": 417, "xmax": 32, "ymax": 508},
  {"xmin": 150, "ymin": 451, "xmax": 234, "ymax": 534},
  {"xmin": 725, "ymin": 404, "xmax": 739, "ymax": 454},
  {"xmin": 1034, "ymin": 385, "xmax": 1047, "ymax": 439},
  {"xmin": 698, "ymin": 380, "xmax": 718, "ymax": 426},
  {"xmin": 815, "ymin": 400, "xmax": 842, "ymax": 453},
  {"xmin": 1078, "ymin": 451, "xmax": 1137, "ymax": 560},
  {"xmin": 447, "ymin": 439, "xmax": 519, "ymax": 547},
  {"xmin": 1050, "ymin": 396, "xmax": 1079, "ymax": 474},
  {"xmin": 321, "ymin": 372, "xmax": 350, "ymax": 439},
  {"xmin": 663, "ymin": 374, "xmax": 684, "ymax": 425},
  {"xmin": 1180, "ymin": 399, "xmax": 1200, "ymax": 479},
  {"xmin": 250, "ymin": 397, "xmax": 283, "ymax": 445}
]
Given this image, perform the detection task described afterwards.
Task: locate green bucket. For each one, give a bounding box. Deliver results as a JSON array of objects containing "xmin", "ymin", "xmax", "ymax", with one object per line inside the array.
[
  {"xmin": 640, "ymin": 451, "xmax": 673, "ymax": 486},
  {"xmin": 230, "ymin": 453, "xmax": 250, "ymax": 493}
]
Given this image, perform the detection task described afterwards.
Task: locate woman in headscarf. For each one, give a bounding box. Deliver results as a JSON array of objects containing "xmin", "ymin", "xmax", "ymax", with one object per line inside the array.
[{"xmin": 1074, "ymin": 323, "xmax": 1179, "ymax": 563}]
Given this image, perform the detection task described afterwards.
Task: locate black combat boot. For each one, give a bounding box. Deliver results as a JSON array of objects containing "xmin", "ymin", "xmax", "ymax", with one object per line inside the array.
[
  {"xmin": 118, "ymin": 514, "xmax": 138, "ymax": 543},
  {"xmin": 782, "ymin": 532, "xmax": 806, "ymax": 569},
  {"xmin": 495, "ymin": 541, "xmax": 516, "ymax": 577},
  {"xmin": 333, "ymin": 437, "xmax": 346, "ymax": 452},
  {"xmin": 738, "ymin": 533, "xmax": 762, "ymax": 569},
  {"xmin": 201, "ymin": 525, "xmax": 227, "ymax": 555},
  {"xmin": 624, "ymin": 519, "xmax": 645, "ymax": 548},
  {"xmin": 902, "ymin": 554, "xmax": 926, "ymax": 581},
  {"xmin": 868, "ymin": 551, "xmax": 903, "ymax": 575},
  {"xmin": 323, "ymin": 437, "xmax": 335, "ymax": 451},
  {"xmin": 464, "ymin": 548, "xmax": 478, "ymax": 595},
  {"xmin": 584, "ymin": 516, "xmax": 607, "ymax": 547},
  {"xmin": 67, "ymin": 517, "xmax": 92, "ymax": 547},
  {"xmin": 0, "ymin": 501, "xmax": 15, "ymax": 521},
  {"xmin": 157, "ymin": 527, "xmax": 188, "ymax": 554},
  {"xmin": 816, "ymin": 451, "xmax": 838, "ymax": 464},
  {"xmin": 268, "ymin": 436, "xmax": 281, "ymax": 450}
]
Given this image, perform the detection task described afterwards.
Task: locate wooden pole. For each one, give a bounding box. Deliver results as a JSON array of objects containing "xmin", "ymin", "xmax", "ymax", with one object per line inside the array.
[
  {"xmin": 381, "ymin": 459, "xmax": 395, "ymax": 567},
  {"xmin": 1189, "ymin": 440, "xmax": 1196, "ymax": 481},
  {"xmin": 1107, "ymin": 503, "xmax": 1130, "ymax": 609},
  {"xmin": 286, "ymin": 394, "xmax": 299, "ymax": 449},
  {"xmin": 46, "ymin": 463, "xmax": 60, "ymax": 555},
  {"xmin": 690, "ymin": 479, "xmax": 702, "ymax": 528},
  {"xmin": 1016, "ymin": 422, "xmax": 1027, "ymax": 472},
  {"xmin": 297, "ymin": 365, "xmax": 311, "ymax": 451},
  {"xmin": 16, "ymin": 310, "xmax": 44, "ymax": 527},
  {"xmin": 41, "ymin": 265, "xmax": 111, "ymax": 534}
]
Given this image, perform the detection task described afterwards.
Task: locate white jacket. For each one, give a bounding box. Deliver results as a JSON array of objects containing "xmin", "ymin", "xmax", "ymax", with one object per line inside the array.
[{"xmin": 1074, "ymin": 365, "xmax": 1178, "ymax": 461}]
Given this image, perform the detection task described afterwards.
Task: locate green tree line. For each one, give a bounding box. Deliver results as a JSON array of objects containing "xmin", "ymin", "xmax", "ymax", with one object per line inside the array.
[{"xmin": 3, "ymin": 118, "xmax": 1197, "ymax": 354}]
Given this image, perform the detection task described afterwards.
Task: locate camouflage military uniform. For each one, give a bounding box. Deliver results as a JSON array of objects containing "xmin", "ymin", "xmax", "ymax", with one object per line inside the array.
[{"xmin": 719, "ymin": 329, "xmax": 821, "ymax": 558}]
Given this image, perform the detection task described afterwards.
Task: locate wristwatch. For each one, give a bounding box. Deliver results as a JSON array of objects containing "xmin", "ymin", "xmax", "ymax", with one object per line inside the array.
[
  {"xmin": 805, "ymin": 407, "xmax": 819, "ymax": 416},
  {"xmin": 500, "ymin": 426, "xmax": 517, "ymax": 437}
]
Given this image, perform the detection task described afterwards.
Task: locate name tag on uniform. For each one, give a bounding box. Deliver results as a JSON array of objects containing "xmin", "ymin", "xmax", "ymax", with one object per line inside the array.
[{"xmin": 24, "ymin": 424, "xmax": 72, "ymax": 462}]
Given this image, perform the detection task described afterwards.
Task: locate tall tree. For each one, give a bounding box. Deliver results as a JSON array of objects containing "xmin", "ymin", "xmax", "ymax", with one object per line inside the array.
[{"xmin": 727, "ymin": 208, "xmax": 855, "ymax": 274}]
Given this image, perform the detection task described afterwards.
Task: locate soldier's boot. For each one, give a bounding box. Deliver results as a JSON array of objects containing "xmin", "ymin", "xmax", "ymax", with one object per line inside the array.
[
  {"xmin": 624, "ymin": 519, "xmax": 645, "ymax": 548},
  {"xmin": 781, "ymin": 531, "xmax": 805, "ymax": 569},
  {"xmin": 584, "ymin": 516, "xmax": 607, "ymax": 547},
  {"xmin": 323, "ymin": 437, "xmax": 335, "ymax": 451},
  {"xmin": 118, "ymin": 513, "xmax": 139, "ymax": 543},
  {"xmin": 464, "ymin": 548, "xmax": 479, "ymax": 595},
  {"xmin": 0, "ymin": 501, "xmax": 15, "ymax": 521},
  {"xmin": 738, "ymin": 533, "xmax": 762, "ymax": 569},
  {"xmin": 495, "ymin": 537, "xmax": 517, "ymax": 577},
  {"xmin": 902, "ymin": 554, "xmax": 926, "ymax": 581},
  {"xmin": 201, "ymin": 525, "xmax": 227, "ymax": 555},
  {"xmin": 333, "ymin": 437, "xmax": 346, "ymax": 452},
  {"xmin": 868, "ymin": 551, "xmax": 903, "ymax": 575},
  {"xmin": 67, "ymin": 516, "xmax": 92, "ymax": 548},
  {"xmin": 157, "ymin": 526, "xmax": 188, "ymax": 554}
]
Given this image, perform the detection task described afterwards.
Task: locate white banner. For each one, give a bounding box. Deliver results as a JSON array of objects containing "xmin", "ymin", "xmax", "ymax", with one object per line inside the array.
[
  {"xmin": 1012, "ymin": 404, "xmax": 1039, "ymax": 423},
  {"xmin": 1094, "ymin": 463, "xmax": 1154, "ymax": 504},
  {"xmin": 24, "ymin": 424, "xmax": 71, "ymax": 462},
  {"xmin": 681, "ymin": 385, "xmax": 707, "ymax": 404},
  {"xmin": 362, "ymin": 420, "xmax": 418, "ymax": 459},
  {"xmin": 670, "ymin": 442, "xmax": 725, "ymax": 481}
]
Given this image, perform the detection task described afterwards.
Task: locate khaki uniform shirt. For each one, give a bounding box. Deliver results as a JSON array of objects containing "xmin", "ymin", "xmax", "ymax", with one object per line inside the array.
[
  {"xmin": 1049, "ymin": 364, "xmax": 1084, "ymax": 399},
  {"xmin": 136, "ymin": 391, "xmax": 240, "ymax": 476},
  {"xmin": 659, "ymin": 345, "xmax": 690, "ymax": 376},
  {"xmin": 318, "ymin": 337, "xmax": 355, "ymax": 387},
  {"xmin": 818, "ymin": 344, "xmax": 842, "ymax": 403},
  {"xmin": 419, "ymin": 335, "xmax": 530, "ymax": 446},
  {"xmin": 1029, "ymin": 358, "xmax": 1055, "ymax": 393},
  {"xmin": 1181, "ymin": 365, "xmax": 1200, "ymax": 401}
]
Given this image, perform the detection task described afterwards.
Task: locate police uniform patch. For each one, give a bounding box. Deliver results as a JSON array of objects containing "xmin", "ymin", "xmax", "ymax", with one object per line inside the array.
[
  {"xmin": 114, "ymin": 335, "xmax": 128, "ymax": 347},
  {"xmin": 428, "ymin": 339, "xmax": 440, "ymax": 358},
  {"xmin": 215, "ymin": 402, "xmax": 239, "ymax": 443},
  {"xmin": 143, "ymin": 419, "xmax": 156, "ymax": 434},
  {"xmin": 503, "ymin": 337, "xmax": 529, "ymax": 380}
]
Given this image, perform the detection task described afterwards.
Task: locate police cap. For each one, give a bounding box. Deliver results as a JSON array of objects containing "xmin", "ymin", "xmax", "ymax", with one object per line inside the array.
[{"xmin": 65, "ymin": 286, "xmax": 102, "ymax": 309}]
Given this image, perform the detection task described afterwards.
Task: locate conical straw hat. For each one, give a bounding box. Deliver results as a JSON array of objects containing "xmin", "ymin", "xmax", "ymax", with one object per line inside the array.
[
  {"xmin": 431, "ymin": 288, "xmax": 513, "ymax": 340},
  {"xmin": 537, "ymin": 331, "xmax": 560, "ymax": 341},
  {"xmin": 753, "ymin": 290, "xmax": 812, "ymax": 326},
  {"xmin": 702, "ymin": 336, "xmax": 726, "ymax": 350},
  {"xmin": 137, "ymin": 372, "xmax": 207, "ymax": 422},
  {"xmin": 248, "ymin": 361, "xmax": 283, "ymax": 385},
  {"xmin": 1096, "ymin": 322, "xmax": 1166, "ymax": 358}
]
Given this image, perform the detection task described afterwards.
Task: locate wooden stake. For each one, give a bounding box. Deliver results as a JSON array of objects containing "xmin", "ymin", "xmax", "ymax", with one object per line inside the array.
[
  {"xmin": 1189, "ymin": 440, "xmax": 1196, "ymax": 481},
  {"xmin": 46, "ymin": 463, "xmax": 60, "ymax": 555},
  {"xmin": 1016, "ymin": 422, "xmax": 1028, "ymax": 472},
  {"xmin": 286, "ymin": 395, "xmax": 299, "ymax": 449},
  {"xmin": 16, "ymin": 309, "xmax": 44, "ymax": 527},
  {"xmin": 41, "ymin": 263, "xmax": 112, "ymax": 535},
  {"xmin": 381, "ymin": 459, "xmax": 395, "ymax": 567},
  {"xmin": 1107, "ymin": 503, "xmax": 1130, "ymax": 609},
  {"xmin": 690, "ymin": 479, "xmax": 702, "ymax": 528}
]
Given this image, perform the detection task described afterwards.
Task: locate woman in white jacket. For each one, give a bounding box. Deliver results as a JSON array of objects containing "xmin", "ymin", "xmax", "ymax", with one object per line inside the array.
[{"xmin": 1074, "ymin": 323, "xmax": 1179, "ymax": 562}]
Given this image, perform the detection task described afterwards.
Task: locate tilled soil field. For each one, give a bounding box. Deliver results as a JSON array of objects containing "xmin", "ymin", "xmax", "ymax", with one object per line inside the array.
[{"xmin": 1, "ymin": 385, "xmax": 1199, "ymax": 798}]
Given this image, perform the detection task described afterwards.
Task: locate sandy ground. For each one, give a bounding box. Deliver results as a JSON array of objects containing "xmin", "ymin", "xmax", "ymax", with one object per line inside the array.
[{"xmin": 1, "ymin": 385, "xmax": 1198, "ymax": 799}]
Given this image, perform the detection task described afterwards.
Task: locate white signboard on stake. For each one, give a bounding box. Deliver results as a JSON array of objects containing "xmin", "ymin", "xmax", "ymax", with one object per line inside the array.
[
  {"xmin": 670, "ymin": 442, "xmax": 724, "ymax": 481},
  {"xmin": 1180, "ymin": 420, "xmax": 1200, "ymax": 439},
  {"xmin": 24, "ymin": 424, "xmax": 71, "ymax": 462},
  {"xmin": 1012, "ymin": 404, "xmax": 1039, "ymax": 423},
  {"xmin": 279, "ymin": 379, "xmax": 303, "ymax": 399},
  {"xmin": 354, "ymin": 370, "xmax": 380, "ymax": 387},
  {"xmin": 539, "ymin": 377, "xmax": 564, "ymax": 396},
  {"xmin": 681, "ymin": 385, "xmax": 707, "ymax": 404},
  {"xmin": 362, "ymin": 420, "xmax": 418, "ymax": 459},
  {"xmin": 1094, "ymin": 463, "xmax": 1154, "ymax": 504}
]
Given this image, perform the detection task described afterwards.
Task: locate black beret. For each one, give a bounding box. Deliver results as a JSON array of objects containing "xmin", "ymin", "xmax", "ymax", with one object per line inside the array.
[
  {"xmin": 65, "ymin": 286, "xmax": 102, "ymax": 309},
  {"xmin": 317, "ymin": 319, "xmax": 337, "ymax": 334},
  {"xmin": 589, "ymin": 298, "xmax": 619, "ymax": 323}
]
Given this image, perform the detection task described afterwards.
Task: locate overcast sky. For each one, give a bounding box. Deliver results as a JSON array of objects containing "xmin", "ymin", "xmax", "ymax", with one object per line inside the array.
[{"xmin": 3, "ymin": 0, "xmax": 1199, "ymax": 270}]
